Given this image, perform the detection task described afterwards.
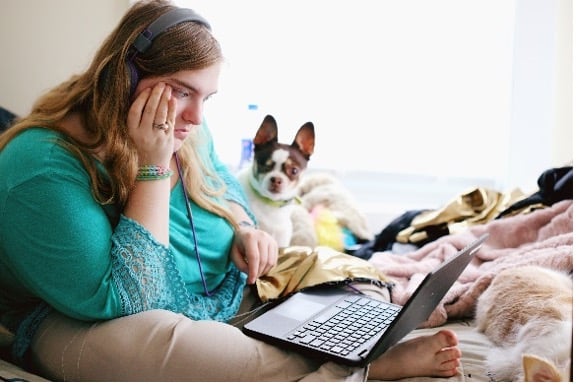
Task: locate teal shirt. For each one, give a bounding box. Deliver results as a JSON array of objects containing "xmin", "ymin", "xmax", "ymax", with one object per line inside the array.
[{"xmin": 0, "ymin": 123, "xmax": 251, "ymax": 360}]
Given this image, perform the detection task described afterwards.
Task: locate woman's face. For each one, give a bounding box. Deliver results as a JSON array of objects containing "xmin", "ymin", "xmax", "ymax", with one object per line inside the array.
[{"xmin": 134, "ymin": 62, "xmax": 221, "ymax": 151}]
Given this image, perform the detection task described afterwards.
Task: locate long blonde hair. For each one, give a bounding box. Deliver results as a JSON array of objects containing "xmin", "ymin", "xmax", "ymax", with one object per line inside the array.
[{"xmin": 0, "ymin": 0, "xmax": 236, "ymax": 225}]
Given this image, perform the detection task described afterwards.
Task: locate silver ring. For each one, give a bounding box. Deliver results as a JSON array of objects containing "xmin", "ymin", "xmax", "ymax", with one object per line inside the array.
[{"xmin": 153, "ymin": 122, "xmax": 169, "ymax": 131}]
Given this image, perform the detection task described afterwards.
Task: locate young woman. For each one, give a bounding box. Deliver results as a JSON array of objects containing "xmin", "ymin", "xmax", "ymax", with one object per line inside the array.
[{"xmin": 0, "ymin": 0, "xmax": 461, "ymax": 380}]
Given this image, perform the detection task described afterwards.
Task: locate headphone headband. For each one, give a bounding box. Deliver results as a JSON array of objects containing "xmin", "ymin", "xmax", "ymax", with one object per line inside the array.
[
  {"xmin": 132, "ymin": 8, "xmax": 211, "ymax": 54},
  {"xmin": 126, "ymin": 7, "xmax": 212, "ymax": 96}
]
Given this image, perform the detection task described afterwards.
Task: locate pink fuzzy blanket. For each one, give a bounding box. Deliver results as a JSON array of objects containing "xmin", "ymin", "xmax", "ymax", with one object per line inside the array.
[{"xmin": 369, "ymin": 200, "xmax": 573, "ymax": 328}]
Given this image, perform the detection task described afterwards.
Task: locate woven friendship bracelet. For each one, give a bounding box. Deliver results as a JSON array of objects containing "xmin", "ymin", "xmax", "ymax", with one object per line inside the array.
[{"xmin": 136, "ymin": 165, "xmax": 174, "ymax": 181}]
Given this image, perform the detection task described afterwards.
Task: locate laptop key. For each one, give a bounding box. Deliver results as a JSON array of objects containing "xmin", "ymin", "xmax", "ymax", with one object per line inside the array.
[{"xmin": 298, "ymin": 334, "xmax": 316, "ymax": 344}]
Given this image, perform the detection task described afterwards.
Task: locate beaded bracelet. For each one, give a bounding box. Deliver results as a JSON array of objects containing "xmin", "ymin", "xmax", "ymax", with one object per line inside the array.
[{"xmin": 136, "ymin": 165, "xmax": 174, "ymax": 181}]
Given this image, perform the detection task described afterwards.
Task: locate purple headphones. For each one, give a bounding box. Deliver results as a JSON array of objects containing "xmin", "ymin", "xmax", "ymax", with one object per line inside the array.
[{"xmin": 127, "ymin": 7, "xmax": 211, "ymax": 95}]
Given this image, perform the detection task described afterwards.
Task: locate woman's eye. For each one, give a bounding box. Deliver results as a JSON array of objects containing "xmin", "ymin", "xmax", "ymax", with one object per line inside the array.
[{"xmin": 173, "ymin": 88, "xmax": 190, "ymax": 98}]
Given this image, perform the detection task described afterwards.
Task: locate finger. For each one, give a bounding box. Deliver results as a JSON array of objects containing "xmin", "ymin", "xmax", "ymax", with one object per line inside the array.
[
  {"xmin": 248, "ymin": 256, "xmax": 259, "ymax": 285},
  {"xmin": 231, "ymin": 246, "xmax": 249, "ymax": 274},
  {"xmin": 166, "ymin": 89, "xmax": 177, "ymax": 128},
  {"xmin": 153, "ymin": 85, "xmax": 172, "ymax": 132},
  {"xmin": 142, "ymin": 83, "xmax": 166, "ymax": 128},
  {"xmin": 265, "ymin": 241, "xmax": 278, "ymax": 275},
  {"xmin": 249, "ymin": 237, "xmax": 265, "ymax": 279},
  {"xmin": 253, "ymin": 235, "xmax": 276, "ymax": 278},
  {"xmin": 259, "ymin": 240, "xmax": 272, "ymax": 277},
  {"xmin": 127, "ymin": 88, "xmax": 151, "ymax": 130},
  {"xmin": 245, "ymin": 240, "xmax": 260, "ymax": 285}
]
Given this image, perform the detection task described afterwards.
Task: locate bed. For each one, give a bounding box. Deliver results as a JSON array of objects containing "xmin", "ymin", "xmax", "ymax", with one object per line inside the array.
[
  {"xmin": 0, "ymin": 168, "xmax": 572, "ymax": 382},
  {"xmin": 370, "ymin": 198, "xmax": 573, "ymax": 381}
]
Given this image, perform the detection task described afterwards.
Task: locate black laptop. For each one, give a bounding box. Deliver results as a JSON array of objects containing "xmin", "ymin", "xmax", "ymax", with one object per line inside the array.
[{"xmin": 243, "ymin": 234, "xmax": 488, "ymax": 366}]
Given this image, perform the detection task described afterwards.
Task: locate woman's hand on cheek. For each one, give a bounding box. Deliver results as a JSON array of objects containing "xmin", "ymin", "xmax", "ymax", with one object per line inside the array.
[
  {"xmin": 127, "ymin": 82, "xmax": 176, "ymax": 166},
  {"xmin": 230, "ymin": 228, "xmax": 279, "ymax": 285}
]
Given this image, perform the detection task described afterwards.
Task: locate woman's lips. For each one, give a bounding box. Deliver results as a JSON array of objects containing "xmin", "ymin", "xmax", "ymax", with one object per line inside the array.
[{"xmin": 174, "ymin": 128, "xmax": 189, "ymax": 140}]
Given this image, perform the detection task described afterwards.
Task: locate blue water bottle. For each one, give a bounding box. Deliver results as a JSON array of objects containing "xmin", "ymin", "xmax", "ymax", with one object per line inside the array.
[{"xmin": 238, "ymin": 103, "xmax": 259, "ymax": 171}]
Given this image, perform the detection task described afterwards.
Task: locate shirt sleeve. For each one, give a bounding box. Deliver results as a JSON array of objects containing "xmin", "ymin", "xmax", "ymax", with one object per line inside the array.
[
  {"xmin": 110, "ymin": 215, "xmax": 190, "ymax": 315},
  {"xmin": 0, "ymin": 132, "xmax": 187, "ymax": 321}
]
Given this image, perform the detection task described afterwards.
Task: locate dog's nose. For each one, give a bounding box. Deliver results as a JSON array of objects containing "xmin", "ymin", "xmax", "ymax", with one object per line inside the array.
[{"xmin": 270, "ymin": 177, "xmax": 282, "ymax": 186}]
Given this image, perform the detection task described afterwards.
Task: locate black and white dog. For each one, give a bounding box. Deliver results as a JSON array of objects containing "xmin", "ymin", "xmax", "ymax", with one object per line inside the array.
[{"xmin": 237, "ymin": 115, "xmax": 315, "ymax": 247}]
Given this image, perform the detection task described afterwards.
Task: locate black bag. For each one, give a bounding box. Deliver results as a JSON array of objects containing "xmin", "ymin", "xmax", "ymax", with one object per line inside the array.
[{"xmin": 496, "ymin": 166, "xmax": 573, "ymax": 219}]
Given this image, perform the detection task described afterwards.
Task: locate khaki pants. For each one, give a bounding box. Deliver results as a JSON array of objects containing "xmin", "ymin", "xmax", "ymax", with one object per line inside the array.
[{"xmin": 29, "ymin": 284, "xmax": 386, "ymax": 381}]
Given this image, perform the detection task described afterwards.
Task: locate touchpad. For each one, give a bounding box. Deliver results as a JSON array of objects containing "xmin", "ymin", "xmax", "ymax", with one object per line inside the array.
[{"xmin": 271, "ymin": 295, "xmax": 326, "ymax": 322}]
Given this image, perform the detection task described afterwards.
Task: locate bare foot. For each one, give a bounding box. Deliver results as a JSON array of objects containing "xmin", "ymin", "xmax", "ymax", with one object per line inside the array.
[{"xmin": 368, "ymin": 329, "xmax": 462, "ymax": 380}]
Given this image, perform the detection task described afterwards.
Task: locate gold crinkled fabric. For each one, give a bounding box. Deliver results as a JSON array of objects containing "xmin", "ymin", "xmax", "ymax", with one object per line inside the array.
[
  {"xmin": 255, "ymin": 246, "xmax": 390, "ymax": 302},
  {"xmin": 396, "ymin": 187, "xmax": 529, "ymax": 244}
]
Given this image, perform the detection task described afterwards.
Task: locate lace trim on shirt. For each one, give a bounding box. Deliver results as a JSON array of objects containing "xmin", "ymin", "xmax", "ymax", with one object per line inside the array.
[
  {"xmin": 111, "ymin": 215, "xmax": 246, "ymax": 321},
  {"xmin": 11, "ymin": 302, "xmax": 51, "ymax": 367},
  {"xmin": 10, "ymin": 217, "xmax": 246, "ymax": 366}
]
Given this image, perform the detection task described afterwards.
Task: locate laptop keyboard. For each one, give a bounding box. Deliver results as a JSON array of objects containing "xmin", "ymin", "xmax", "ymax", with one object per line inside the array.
[{"xmin": 285, "ymin": 294, "xmax": 401, "ymax": 357}]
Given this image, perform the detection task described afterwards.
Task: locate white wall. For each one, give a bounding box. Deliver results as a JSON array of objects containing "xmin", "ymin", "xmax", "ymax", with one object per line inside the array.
[
  {"xmin": 183, "ymin": 0, "xmax": 516, "ymax": 180},
  {"xmin": 506, "ymin": 0, "xmax": 573, "ymax": 191},
  {"xmin": 0, "ymin": 0, "xmax": 129, "ymax": 116},
  {"xmin": 176, "ymin": 0, "xmax": 572, "ymax": 194},
  {"xmin": 0, "ymin": 0, "xmax": 572, "ymax": 208}
]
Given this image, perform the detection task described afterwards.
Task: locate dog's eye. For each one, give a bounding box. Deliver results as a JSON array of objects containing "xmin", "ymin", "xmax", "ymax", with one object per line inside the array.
[
  {"xmin": 261, "ymin": 161, "xmax": 274, "ymax": 172},
  {"xmin": 289, "ymin": 167, "xmax": 300, "ymax": 176}
]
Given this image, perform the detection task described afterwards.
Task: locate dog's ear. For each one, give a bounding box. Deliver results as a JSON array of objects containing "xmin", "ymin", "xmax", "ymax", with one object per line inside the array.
[
  {"xmin": 253, "ymin": 115, "xmax": 278, "ymax": 146},
  {"xmin": 292, "ymin": 122, "xmax": 315, "ymax": 160}
]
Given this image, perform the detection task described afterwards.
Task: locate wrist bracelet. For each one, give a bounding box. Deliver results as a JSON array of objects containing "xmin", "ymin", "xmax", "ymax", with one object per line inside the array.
[
  {"xmin": 238, "ymin": 220, "xmax": 257, "ymax": 229},
  {"xmin": 136, "ymin": 165, "xmax": 174, "ymax": 181}
]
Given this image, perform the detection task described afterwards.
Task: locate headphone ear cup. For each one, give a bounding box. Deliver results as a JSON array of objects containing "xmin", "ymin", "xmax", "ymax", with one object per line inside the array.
[{"xmin": 127, "ymin": 59, "xmax": 139, "ymax": 96}]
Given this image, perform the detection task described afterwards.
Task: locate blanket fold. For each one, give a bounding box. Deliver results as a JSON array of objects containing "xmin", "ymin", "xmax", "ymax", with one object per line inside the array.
[{"xmin": 369, "ymin": 200, "xmax": 573, "ymax": 328}]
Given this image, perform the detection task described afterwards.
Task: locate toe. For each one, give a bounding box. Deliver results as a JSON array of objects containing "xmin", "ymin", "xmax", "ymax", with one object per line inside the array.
[
  {"xmin": 437, "ymin": 346, "xmax": 462, "ymax": 363},
  {"xmin": 436, "ymin": 329, "xmax": 459, "ymax": 346}
]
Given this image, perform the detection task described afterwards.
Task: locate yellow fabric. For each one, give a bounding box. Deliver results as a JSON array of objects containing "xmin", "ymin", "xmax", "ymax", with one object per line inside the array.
[
  {"xmin": 312, "ymin": 207, "xmax": 345, "ymax": 251},
  {"xmin": 255, "ymin": 246, "xmax": 390, "ymax": 302},
  {"xmin": 397, "ymin": 187, "xmax": 527, "ymax": 244}
]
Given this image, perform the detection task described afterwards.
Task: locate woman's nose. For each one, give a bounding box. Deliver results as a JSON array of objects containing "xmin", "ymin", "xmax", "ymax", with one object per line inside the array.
[{"xmin": 181, "ymin": 101, "xmax": 203, "ymax": 125}]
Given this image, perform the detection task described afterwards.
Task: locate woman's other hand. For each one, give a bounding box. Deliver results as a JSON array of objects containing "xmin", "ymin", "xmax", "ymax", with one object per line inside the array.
[{"xmin": 230, "ymin": 226, "xmax": 278, "ymax": 285}]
